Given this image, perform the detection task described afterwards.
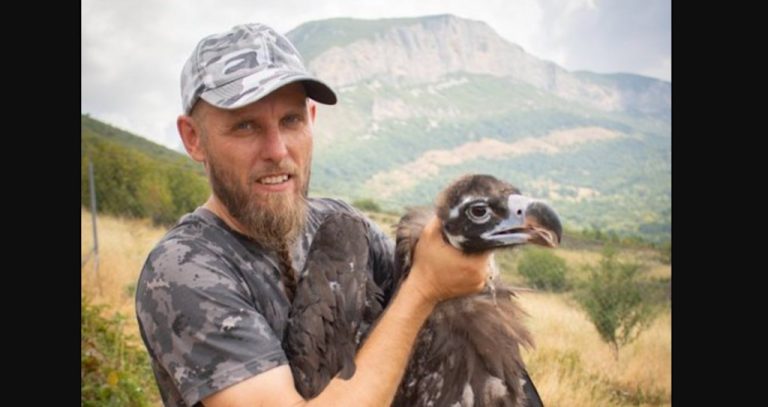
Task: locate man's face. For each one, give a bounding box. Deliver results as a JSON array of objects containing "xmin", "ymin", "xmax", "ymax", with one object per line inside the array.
[{"xmin": 193, "ymin": 83, "xmax": 315, "ymax": 248}]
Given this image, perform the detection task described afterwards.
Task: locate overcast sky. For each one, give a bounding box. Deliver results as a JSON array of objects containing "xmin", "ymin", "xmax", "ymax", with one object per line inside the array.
[{"xmin": 82, "ymin": 0, "xmax": 671, "ymax": 151}]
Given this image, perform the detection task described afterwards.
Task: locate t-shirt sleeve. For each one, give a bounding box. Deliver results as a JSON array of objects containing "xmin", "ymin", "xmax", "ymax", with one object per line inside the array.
[{"xmin": 136, "ymin": 237, "xmax": 288, "ymax": 406}]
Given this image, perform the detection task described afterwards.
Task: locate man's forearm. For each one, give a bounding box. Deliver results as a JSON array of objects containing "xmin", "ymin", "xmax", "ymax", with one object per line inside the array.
[{"xmin": 306, "ymin": 273, "xmax": 436, "ymax": 407}]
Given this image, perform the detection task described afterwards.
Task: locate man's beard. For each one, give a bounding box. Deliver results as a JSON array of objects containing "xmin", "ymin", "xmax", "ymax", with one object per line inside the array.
[{"xmin": 207, "ymin": 156, "xmax": 308, "ymax": 251}]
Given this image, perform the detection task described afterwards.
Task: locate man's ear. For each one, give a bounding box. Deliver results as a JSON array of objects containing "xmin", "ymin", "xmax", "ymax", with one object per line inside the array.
[
  {"xmin": 177, "ymin": 115, "xmax": 206, "ymax": 163},
  {"xmin": 308, "ymin": 99, "xmax": 317, "ymax": 124}
]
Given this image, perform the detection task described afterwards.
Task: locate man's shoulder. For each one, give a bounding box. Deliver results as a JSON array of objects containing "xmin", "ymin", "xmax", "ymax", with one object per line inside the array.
[
  {"xmin": 144, "ymin": 208, "xmax": 237, "ymax": 269},
  {"xmin": 136, "ymin": 208, "xmax": 266, "ymax": 301}
]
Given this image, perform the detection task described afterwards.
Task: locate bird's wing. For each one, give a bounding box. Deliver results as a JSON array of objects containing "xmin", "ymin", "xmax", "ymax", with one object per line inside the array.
[
  {"xmin": 284, "ymin": 213, "xmax": 384, "ymax": 398},
  {"xmin": 393, "ymin": 288, "xmax": 535, "ymax": 407}
]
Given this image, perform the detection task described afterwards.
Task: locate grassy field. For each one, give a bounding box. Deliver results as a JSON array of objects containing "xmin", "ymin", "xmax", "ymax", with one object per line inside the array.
[
  {"xmin": 81, "ymin": 209, "xmax": 167, "ymax": 348},
  {"xmin": 520, "ymin": 292, "xmax": 670, "ymax": 406},
  {"xmin": 82, "ymin": 208, "xmax": 671, "ymax": 406}
]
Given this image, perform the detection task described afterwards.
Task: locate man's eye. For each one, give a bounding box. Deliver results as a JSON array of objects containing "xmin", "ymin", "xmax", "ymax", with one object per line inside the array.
[
  {"xmin": 234, "ymin": 121, "xmax": 253, "ymax": 131},
  {"xmin": 282, "ymin": 115, "xmax": 303, "ymax": 126}
]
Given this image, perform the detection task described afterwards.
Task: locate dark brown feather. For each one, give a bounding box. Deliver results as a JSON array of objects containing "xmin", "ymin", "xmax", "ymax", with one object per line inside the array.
[{"xmin": 284, "ymin": 213, "xmax": 384, "ymax": 398}]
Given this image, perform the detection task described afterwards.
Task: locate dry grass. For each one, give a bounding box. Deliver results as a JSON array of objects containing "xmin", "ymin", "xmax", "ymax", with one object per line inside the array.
[
  {"xmin": 81, "ymin": 208, "xmax": 168, "ymax": 346},
  {"xmin": 497, "ymin": 243, "xmax": 671, "ymax": 405},
  {"xmin": 519, "ymin": 292, "xmax": 671, "ymax": 406},
  {"xmin": 82, "ymin": 209, "xmax": 671, "ymax": 405}
]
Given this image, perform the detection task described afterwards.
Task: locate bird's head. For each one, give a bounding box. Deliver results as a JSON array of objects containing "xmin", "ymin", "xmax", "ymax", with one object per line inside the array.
[{"xmin": 436, "ymin": 174, "xmax": 562, "ymax": 254}]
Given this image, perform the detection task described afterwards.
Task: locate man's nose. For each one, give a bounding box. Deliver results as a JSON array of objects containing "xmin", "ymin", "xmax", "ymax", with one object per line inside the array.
[{"xmin": 260, "ymin": 128, "xmax": 289, "ymax": 162}]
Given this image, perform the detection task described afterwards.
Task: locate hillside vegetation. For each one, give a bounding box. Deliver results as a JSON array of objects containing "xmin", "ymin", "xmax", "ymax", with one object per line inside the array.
[
  {"xmin": 81, "ymin": 112, "xmax": 668, "ymax": 245},
  {"xmin": 286, "ymin": 15, "xmax": 670, "ymax": 242},
  {"xmin": 81, "ymin": 115, "xmax": 209, "ymax": 225}
]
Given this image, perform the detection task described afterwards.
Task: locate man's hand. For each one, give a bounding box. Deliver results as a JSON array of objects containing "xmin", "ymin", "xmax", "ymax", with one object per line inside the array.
[{"xmin": 407, "ymin": 216, "xmax": 491, "ymax": 304}]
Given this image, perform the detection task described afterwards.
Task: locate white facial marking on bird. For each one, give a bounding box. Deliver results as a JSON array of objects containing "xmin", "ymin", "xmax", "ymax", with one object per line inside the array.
[
  {"xmin": 446, "ymin": 232, "xmax": 468, "ymax": 248},
  {"xmin": 449, "ymin": 195, "xmax": 484, "ymax": 219}
]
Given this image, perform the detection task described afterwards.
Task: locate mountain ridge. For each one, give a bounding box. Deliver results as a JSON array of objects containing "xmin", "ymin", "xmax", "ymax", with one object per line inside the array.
[
  {"xmin": 287, "ymin": 15, "xmax": 670, "ymax": 241},
  {"xmin": 288, "ymin": 14, "xmax": 670, "ymax": 116}
]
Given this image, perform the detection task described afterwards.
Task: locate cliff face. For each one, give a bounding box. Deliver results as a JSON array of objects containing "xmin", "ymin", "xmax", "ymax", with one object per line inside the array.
[{"xmin": 292, "ymin": 14, "xmax": 669, "ymax": 114}]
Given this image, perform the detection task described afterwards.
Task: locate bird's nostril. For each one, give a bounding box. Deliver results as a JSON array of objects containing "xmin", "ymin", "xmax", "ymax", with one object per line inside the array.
[{"xmin": 516, "ymin": 209, "xmax": 523, "ymax": 216}]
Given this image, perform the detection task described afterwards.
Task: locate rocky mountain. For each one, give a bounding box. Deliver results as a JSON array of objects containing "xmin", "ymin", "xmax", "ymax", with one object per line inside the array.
[
  {"xmin": 290, "ymin": 15, "xmax": 669, "ymax": 116},
  {"xmin": 287, "ymin": 14, "xmax": 671, "ymax": 241}
]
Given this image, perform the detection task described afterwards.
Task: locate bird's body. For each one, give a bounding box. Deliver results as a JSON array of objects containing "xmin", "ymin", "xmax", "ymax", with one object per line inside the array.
[
  {"xmin": 392, "ymin": 208, "xmax": 540, "ymax": 407},
  {"xmin": 284, "ymin": 174, "xmax": 560, "ymax": 406},
  {"xmin": 394, "ymin": 288, "xmax": 533, "ymax": 407}
]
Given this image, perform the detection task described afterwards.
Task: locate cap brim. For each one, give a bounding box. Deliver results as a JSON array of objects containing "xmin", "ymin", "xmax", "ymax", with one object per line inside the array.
[
  {"xmin": 200, "ymin": 70, "xmax": 337, "ymax": 111},
  {"xmin": 302, "ymin": 79, "xmax": 337, "ymax": 105}
]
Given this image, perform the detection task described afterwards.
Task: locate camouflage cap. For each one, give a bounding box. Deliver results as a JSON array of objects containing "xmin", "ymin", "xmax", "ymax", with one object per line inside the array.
[{"xmin": 181, "ymin": 23, "xmax": 337, "ymax": 114}]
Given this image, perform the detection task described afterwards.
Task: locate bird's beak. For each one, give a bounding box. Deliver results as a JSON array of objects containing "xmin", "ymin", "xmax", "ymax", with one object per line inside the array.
[{"xmin": 481, "ymin": 195, "xmax": 562, "ymax": 248}]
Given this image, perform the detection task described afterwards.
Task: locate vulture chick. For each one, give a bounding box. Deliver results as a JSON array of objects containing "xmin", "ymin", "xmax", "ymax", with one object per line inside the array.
[
  {"xmin": 284, "ymin": 174, "xmax": 561, "ymax": 406},
  {"xmin": 392, "ymin": 174, "xmax": 561, "ymax": 407}
]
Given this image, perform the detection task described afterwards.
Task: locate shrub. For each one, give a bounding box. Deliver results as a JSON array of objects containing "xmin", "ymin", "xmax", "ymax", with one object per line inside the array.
[
  {"xmin": 517, "ymin": 247, "xmax": 569, "ymax": 291},
  {"xmin": 574, "ymin": 247, "xmax": 659, "ymax": 359}
]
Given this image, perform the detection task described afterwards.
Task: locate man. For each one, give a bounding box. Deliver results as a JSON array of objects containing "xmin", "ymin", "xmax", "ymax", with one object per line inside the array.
[{"xmin": 135, "ymin": 23, "xmax": 490, "ymax": 407}]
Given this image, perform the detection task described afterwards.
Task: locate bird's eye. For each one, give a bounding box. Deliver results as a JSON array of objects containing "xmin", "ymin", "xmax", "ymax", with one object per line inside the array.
[{"xmin": 466, "ymin": 204, "xmax": 491, "ymax": 223}]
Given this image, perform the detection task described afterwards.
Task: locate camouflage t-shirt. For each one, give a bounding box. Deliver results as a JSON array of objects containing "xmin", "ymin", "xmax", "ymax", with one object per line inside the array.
[{"xmin": 135, "ymin": 198, "xmax": 396, "ymax": 406}]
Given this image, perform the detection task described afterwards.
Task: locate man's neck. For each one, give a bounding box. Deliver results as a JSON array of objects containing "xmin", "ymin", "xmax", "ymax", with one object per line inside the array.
[{"xmin": 202, "ymin": 195, "xmax": 251, "ymax": 237}]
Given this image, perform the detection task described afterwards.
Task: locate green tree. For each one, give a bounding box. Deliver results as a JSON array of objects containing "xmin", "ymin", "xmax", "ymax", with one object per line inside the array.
[
  {"xmin": 517, "ymin": 247, "xmax": 569, "ymax": 291},
  {"xmin": 82, "ymin": 133, "xmax": 210, "ymax": 226},
  {"xmin": 81, "ymin": 137, "xmax": 152, "ymax": 218},
  {"xmin": 574, "ymin": 247, "xmax": 658, "ymax": 359},
  {"xmin": 138, "ymin": 166, "xmax": 175, "ymax": 225},
  {"xmin": 167, "ymin": 164, "xmax": 210, "ymax": 221}
]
